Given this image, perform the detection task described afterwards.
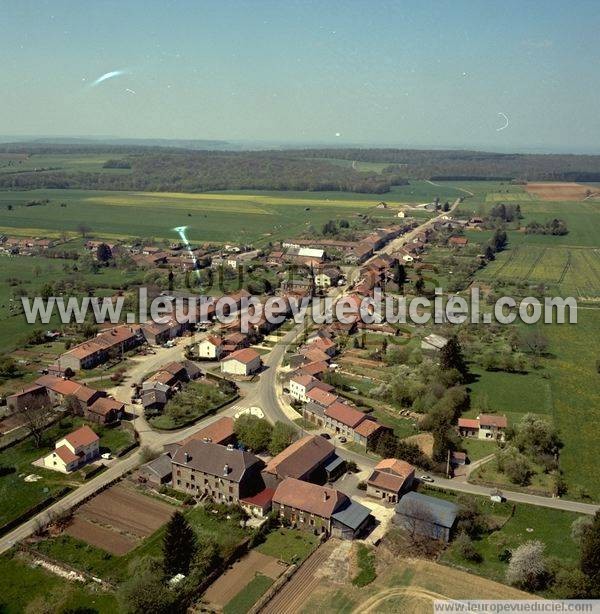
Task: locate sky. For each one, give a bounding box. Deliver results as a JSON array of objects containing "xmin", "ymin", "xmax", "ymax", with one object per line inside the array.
[{"xmin": 1, "ymin": 0, "xmax": 599, "ymax": 152}]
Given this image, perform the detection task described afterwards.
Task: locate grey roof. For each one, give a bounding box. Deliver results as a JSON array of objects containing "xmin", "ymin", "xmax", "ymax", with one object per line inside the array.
[
  {"xmin": 324, "ymin": 455, "xmax": 345, "ymax": 474},
  {"xmin": 141, "ymin": 389, "xmax": 168, "ymax": 407},
  {"xmin": 304, "ymin": 401, "xmax": 326, "ymax": 418},
  {"xmin": 181, "ymin": 360, "xmax": 202, "ymax": 380},
  {"xmin": 395, "ymin": 492, "xmax": 458, "ymax": 528},
  {"xmin": 141, "ymin": 453, "xmax": 173, "ymax": 479},
  {"xmin": 171, "ymin": 439, "xmax": 263, "ymax": 483},
  {"xmin": 332, "ymin": 499, "xmax": 372, "ymax": 530}
]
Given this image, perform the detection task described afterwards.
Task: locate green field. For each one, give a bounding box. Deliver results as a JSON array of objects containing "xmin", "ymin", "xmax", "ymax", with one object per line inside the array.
[
  {"xmin": 0, "ymin": 552, "xmax": 118, "ymax": 614},
  {"xmin": 0, "ymin": 181, "xmax": 463, "ymax": 245},
  {"xmin": 223, "ymin": 573, "xmax": 273, "ymax": 614},
  {"xmin": 256, "ymin": 528, "xmax": 318, "ymax": 564},
  {"xmin": 0, "ymin": 152, "xmax": 132, "ymax": 175}
]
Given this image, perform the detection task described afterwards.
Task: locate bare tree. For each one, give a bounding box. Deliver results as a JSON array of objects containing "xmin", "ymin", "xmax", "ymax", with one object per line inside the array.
[
  {"xmin": 398, "ymin": 499, "xmax": 438, "ymax": 548},
  {"xmin": 19, "ymin": 398, "xmax": 54, "ymax": 448},
  {"xmin": 519, "ymin": 328, "xmax": 549, "ymax": 359},
  {"xmin": 76, "ymin": 223, "xmax": 92, "ymax": 238}
]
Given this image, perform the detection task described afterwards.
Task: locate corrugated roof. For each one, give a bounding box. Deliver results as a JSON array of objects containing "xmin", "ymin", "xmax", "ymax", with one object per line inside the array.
[
  {"xmin": 395, "ymin": 492, "xmax": 458, "ymax": 529},
  {"xmin": 331, "ymin": 499, "xmax": 372, "ymax": 531}
]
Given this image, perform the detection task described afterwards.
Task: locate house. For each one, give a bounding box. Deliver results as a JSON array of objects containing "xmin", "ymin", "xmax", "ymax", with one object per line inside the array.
[
  {"xmin": 35, "ymin": 375, "xmax": 103, "ymax": 412},
  {"xmin": 315, "ymin": 267, "xmax": 342, "ymax": 289},
  {"xmin": 458, "ymin": 414, "xmax": 507, "ymax": 441},
  {"xmin": 367, "ymin": 459, "xmax": 415, "ymax": 503},
  {"xmin": 449, "ymin": 236, "xmax": 468, "ymax": 247},
  {"xmin": 273, "ymin": 478, "xmax": 371, "ymax": 539},
  {"xmin": 198, "ymin": 335, "xmax": 224, "ymax": 360},
  {"xmin": 140, "ymin": 319, "xmax": 182, "ymax": 345},
  {"xmin": 421, "ymin": 333, "xmax": 448, "ymax": 352},
  {"xmin": 262, "ymin": 435, "xmax": 337, "ymax": 488},
  {"xmin": 141, "ymin": 388, "xmax": 169, "ymax": 414},
  {"xmin": 353, "ymin": 419, "xmax": 389, "ymax": 448},
  {"xmin": 139, "ymin": 453, "xmax": 174, "ymax": 487},
  {"xmin": 305, "ymin": 388, "xmax": 339, "ymax": 409},
  {"xmin": 394, "ymin": 491, "xmax": 458, "ymax": 543},
  {"xmin": 324, "ymin": 401, "xmax": 367, "ymax": 437},
  {"xmin": 240, "ymin": 488, "xmax": 275, "ymax": 517},
  {"xmin": 300, "ymin": 346, "xmax": 331, "ymax": 364},
  {"xmin": 59, "ymin": 326, "xmax": 142, "ymax": 371},
  {"xmin": 178, "ymin": 416, "xmax": 236, "ymax": 446},
  {"xmin": 221, "ymin": 348, "xmax": 262, "ymax": 376},
  {"xmin": 6, "ymin": 385, "xmax": 49, "ymax": 413},
  {"xmin": 86, "ymin": 397, "xmax": 124, "ymax": 424},
  {"xmin": 171, "ymin": 439, "xmax": 264, "ymax": 504},
  {"xmin": 306, "ymin": 336, "xmax": 336, "ymax": 357},
  {"xmin": 43, "ymin": 425, "xmax": 100, "ymax": 473},
  {"xmin": 288, "ymin": 374, "xmax": 320, "ymax": 403}
]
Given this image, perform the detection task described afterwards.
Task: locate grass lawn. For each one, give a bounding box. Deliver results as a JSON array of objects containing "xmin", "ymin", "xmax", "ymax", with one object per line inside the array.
[
  {"xmin": 0, "ymin": 552, "xmax": 118, "ymax": 613},
  {"xmin": 0, "ymin": 416, "xmax": 125, "ymax": 527},
  {"xmin": 149, "ymin": 380, "xmax": 237, "ymax": 430},
  {"xmin": 467, "ymin": 368, "xmax": 552, "ymax": 424},
  {"xmin": 469, "ymin": 459, "xmax": 555, "ymax": 496},
  {"xmin": 256, "ymin": 528, "xmax": 318, "ymax": 564},
  {"xmin": 351, "ymin": 544, "xmax": 377, "ymax": 587},
  {"xmin": 223, "ymin": 573, "xmax": 273, "ymax": 614},
  {"xmin": 440, "ymin": 492, "xmax": 582, "ymax": 585},
  {"xmin": 459, "ymin": 437, "xmax": 499, "ymax": 462}
]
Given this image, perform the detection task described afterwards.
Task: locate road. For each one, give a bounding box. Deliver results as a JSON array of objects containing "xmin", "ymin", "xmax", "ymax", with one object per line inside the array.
[{"xmin": 1, "ymin": 198, "xmax": 597, "ymax": 553}]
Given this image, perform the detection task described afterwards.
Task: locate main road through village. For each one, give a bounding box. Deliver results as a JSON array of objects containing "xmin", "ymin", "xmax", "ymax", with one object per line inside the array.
[{"xmin": 0, "ymin": 198, "xmax": 597, "ymax": 555}]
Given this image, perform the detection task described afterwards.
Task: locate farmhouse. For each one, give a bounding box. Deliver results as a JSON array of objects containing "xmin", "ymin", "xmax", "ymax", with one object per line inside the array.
[
  {"xmin": 86, "ymin": 397, "xmax": 124, "ymax": 424},
  {"xmin": 197, "ymin": 335, "xmax": 224, "ymax": 360},
  {"xmin": 353, "ymin": 419, "xmax": 389, "ymax": 448},
  {"xmin": 6, "ymin": 384, "xmax": 49, "ymax": 413},
  {"xmin": 324, "ymin": 401, "xmax": 367, "ymax": 437},
  {"xmin": 139, "ymin": 453, "xmax": 174, "ymax": 487},
  {"xmin": 449, "ymin": 236, "xmax": 468, "ymax": 247},
  {"xmin": 305, "ymin": 388, "xmax": 339, "ymax": 408},
  {"xmin": 273, "ymin": 478, "xmax": 371, "ymax": 539},
  {"xmin": 288, "ymin": 374, "xmax": 320, "ymax": 403},
  {"xmin": 457, "ymin": 414, "xmax": 507, "ymax": 441},
  {"xmin": 366, "ymin": 458, "xmax": 415, "ymax": 503},
  {"xmin": 171, "ymin": 439, "xmax": 264, "ymax": 504},
  {"xmin": 394, "ymin": 491, "xmax": 458, "ymax": 543},
  {"xmin": 315, "ymin": 267, "xmax": 342, "ymax": 288},
  {"xmin": 59, "ymin": 326, "xmax": 142, "ymax": 371},
  {"xmin": 221, "ymin": 348, "xmax": 262, "ymax": 376},
  {"xmin": 43, "ymin": 425, "xmax": 100, "ymax": 474},
  {"xmin": 35, "ymin": 375, "xmax": 103, "ymax": 411},
  {"xmin": 262, "ymin": 435, "xmax": 337, "ymax": 488},
  {"xmin": 178, "ymin": 416, "xmax": 236, "ymax": 446},
  {"xmin": 240, "ymin": 488, "xmax": 275, "ymax": 518}
]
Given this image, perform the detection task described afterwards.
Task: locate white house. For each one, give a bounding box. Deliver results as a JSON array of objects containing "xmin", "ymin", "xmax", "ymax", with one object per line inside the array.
[
  {"xmin": 43, "ymin": 425, "xmax": 100, "ymax": 473},
  {"xmin": 315, "ymin": 268, "xmax": 342, "ymax": 289},
  {"xmin": 198, "ymin": 335, "xmax": 223, "ymax": 360},
  {"xmin": 289, "ymin": 374, "xmax": 319, "ymax": 403},
  {"xmin": 221, "ymin": 348, "xmax": 262, "ymax": 376},
  {"xmin": 298, "ymin": 247, "xmax": 325, "ymax": 260}
]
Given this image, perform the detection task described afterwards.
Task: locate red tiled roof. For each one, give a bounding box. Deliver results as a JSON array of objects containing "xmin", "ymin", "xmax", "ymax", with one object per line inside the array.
[
  {"xmin": 88, "ymin": 397, "xmax": 124, "ymax": 416},
  {"xmin": 458, "ymin": 418, "xmax": 480, "ymax": 429},
  {"xmin": 35, "ymin": 376, "xmax": 97, "ymax": 403},
  {"xmin": 325, "ymin": 402, "xmax": 366, "ymax": 428},
  {"xmin": 273, "ymin": 477, "xmax": 347, "ymax": 519},
  {"xmin": 222, "ymin": 347, "xmax": 261, "ymax": 365},
  {"xmin": 240, "ymin": 488, "xmax": 275, "ymax": 508},
  {"xmin": 478, "ymin": 414, "xmax": 507, "ymax": 428},
  {"xmin": 305, "ymin": 388, "xmax": 339, "ymax": 408},
  {"xmin": 354, "ymin": 419, "xmax": 383, "ymax": 438},
  {"xmin": 204, "ymin": 335, "xmax": 223, "ymax": 347},
  {"xmin": 179, "ymin": 416, "xmax": 235, "ymax": 446},
  {"xmin": 290, "ymin": 374, "xmax": 316, "ymax": 388},
  {"xmin": 54, "ymin": 445, "xmax": 79, "ymax": 464},
  {"xmin": 63, "ymin": 425, "xmax": 99, "ymax": 448},
  {"xmin": 301, "ymin": 347, "xmax": 331, "ymax": 364},
  {"xmin": 297, "ymin": 361, "xmax": 329, "ymax": 377},
  {"xmin": 375, "ymin": 458, "xmax": 414, "ymax": 477},
  {"xmin": 265, "ymin": 435, "xmax": 334, "ymax": 479}
]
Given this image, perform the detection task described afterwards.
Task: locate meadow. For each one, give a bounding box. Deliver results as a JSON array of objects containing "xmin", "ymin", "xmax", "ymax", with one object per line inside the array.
[
  {"xmin": 0, "ymin": 180, "xmax": 466, "ymax": 245},
  {"xmin": 0, "ymin": 152, "xmax": 132, "ymax": 175}
]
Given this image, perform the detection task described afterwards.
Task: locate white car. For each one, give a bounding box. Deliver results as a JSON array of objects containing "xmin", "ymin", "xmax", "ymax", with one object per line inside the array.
[
  {"xmin": 101, "ymin": 452, "xmax": 112, "ymax": 460},
  {"xmin": 419, "ymin": 475, "xmax": 434, "ymax": 483}
]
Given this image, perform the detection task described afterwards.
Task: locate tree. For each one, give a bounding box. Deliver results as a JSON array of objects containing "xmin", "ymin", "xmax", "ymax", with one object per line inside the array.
[
  {"xmin": 580, "ymin": 510, "xmax": 600, "ymax": 592},
  {"xmin": 269, "ymin": 421, "xmax": 297, "ymax": 455},
  {"xmin": 0, "ymin": 356, "xmax": 18, "ymax": 378},
  {"xmin": 454, "ymin": 531, "xmax": 481, "ymax": 562},
  {"xmin": 439, "ymin": 336, "xmax": 467, "ymax": 378},
  {"xmin": 506, "ymin": 540, "xmax": 548, "ymax": 591},
  {"xmin": 76, "ymin": 223, "xmax": 92, "ymax": 238},
  {"xmin": 456, "ymin": 496, "xmax": 485, "ymax": 538},
  {"xmin": 414, "ymin": 275, "xmax": 425, "ymax": 295},
  {"xmin": 484, "ymin": 245, "xmax": 495, "ymax": 261},
  {"xmin": 19, "ymin": 398, "xmax": 53, "ymax": 448},
  {"xmin": 118, "ymin": 557, "xmax": 180, "ymax": 614},
  {"xmin": 393, "ymin": 262, "xmax": 407, "ymax": 291},
  {"xmin": 234, "ymin": 414, "xmax": 273, "ymax": 452},
  {"xmin": 163, "ymin": 511, "xmax": 197, "ymax": 577},
  {"xmin": 442, "ymin": 201, "xmax": 450, "ymax": 212},
  {"xmin": 571, "ymin": 516, "xmax": 594, "ymax": 543},
  {"xmin": 519, "ymin": 328, "xmax": 549, "ymax": 359},
  {"xmin": 96, "ymin": 242, "xmax": 113, "ymax": 262},
  {"xmin": 62, "ymin": 394, "xmax": 81, "ymax": 417}
]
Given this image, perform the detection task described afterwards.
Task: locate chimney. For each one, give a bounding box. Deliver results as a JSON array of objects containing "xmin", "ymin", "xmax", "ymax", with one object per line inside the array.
[
  {"xmin": 223, "ymin": 464, "xmax": 229, "ymax": 476},
  {"xmin": 184, "ymin": 452, "xmax": 190, "ymax": 463},
  {"xmin": 323, "ymin": 491, "xmax": 328, "ymax": 502}
]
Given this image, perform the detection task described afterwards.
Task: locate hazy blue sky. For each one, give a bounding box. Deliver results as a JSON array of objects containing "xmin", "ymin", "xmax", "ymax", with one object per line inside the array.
[{"xmin": 1, "ymin": 0, "xmax": 599, "ymax": 151}]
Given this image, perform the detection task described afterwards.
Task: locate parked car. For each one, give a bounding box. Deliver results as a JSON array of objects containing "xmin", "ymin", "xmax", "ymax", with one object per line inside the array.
[
  {"xmin": 419, "ymin": 475, "xmax": 434, "ymax": 483},
  {"xmin": 338, "ymin": 436, "xmax": 347, "ymax": 443},
  {"xmin": 320, "ymin": 433, "xmax": 331, "ymax": 440}
]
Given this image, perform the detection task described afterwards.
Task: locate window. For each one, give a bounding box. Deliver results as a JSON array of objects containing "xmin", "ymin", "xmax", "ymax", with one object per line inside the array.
[
  {"xmin": 176, "ymin": 470, "xmax": 181, "ymax": 476},
  {"xmin": 191, "ymin": 474, "xmax": 195, "ymax": 481}
]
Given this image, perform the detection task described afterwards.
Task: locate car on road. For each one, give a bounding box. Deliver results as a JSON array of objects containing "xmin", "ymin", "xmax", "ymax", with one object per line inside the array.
[
  {"xmin": 319, "ymin": 433, "xmax": 331, "ymax": 439},
  {"xmin": 419, "ymin": 475, "xmax": 434, "ymax": 483},
  {"xmin": 338, "ymin": 436, "xmax": 347, "ymax": 443}
]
